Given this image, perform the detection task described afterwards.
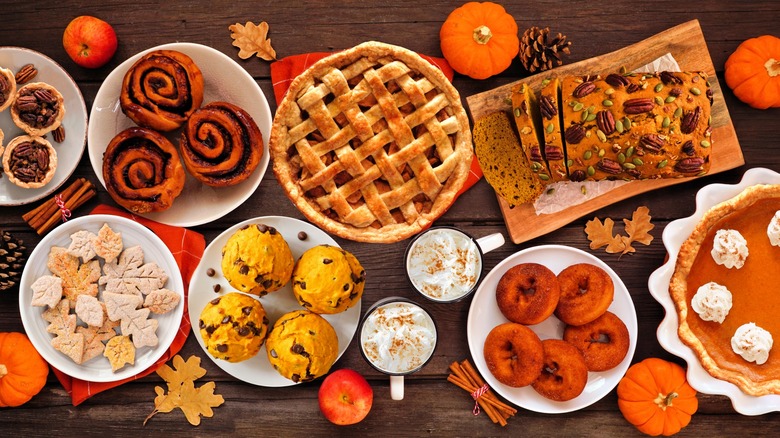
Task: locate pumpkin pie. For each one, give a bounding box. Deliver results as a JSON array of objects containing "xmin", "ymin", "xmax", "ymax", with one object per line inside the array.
[
  {"xmin": 670, "ymin": 183, "xmax": 780, "ymax": 396},
  {"xmin": 269, "ymin": 41, "xmax": 473, "ymax": 243}
]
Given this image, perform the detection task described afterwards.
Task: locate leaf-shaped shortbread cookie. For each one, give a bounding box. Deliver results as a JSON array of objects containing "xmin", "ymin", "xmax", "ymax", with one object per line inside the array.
[
  {"xmin": 43, "ymin": 298, "xmax": 85, "ymax": 363},
  {"xmin": 93, "ymin": 223, "xmax": 123, "ymax": 263},
  {"xmin": 67, "ymin": 230, "xmax": 97, "ymax": 262},
  {"xmin": 100, "ymin": 246, "xmax": 168, "ymax": 296},
  {"xmin": 75, "ymin": 294, "xmax": 105, "ymax": 327},
  {"xmin": 31, "ymin": 275, "xmax": 63, "ymax": 308},
  {"xmin": 77, "ymin": 317, "xmax": 119, "ymax": 363},
  {"xmin": 229, "ymin": 21, "xmax": 277, "ymax": 60},
  {"xmin": 144, "ymin": 288, "xmax": 181, "ymax": 314},
  {"xmin": 47, "ymin": 246, "xmax": 100, "ymax": 306},
  {"xmin": 104, "ymin": 292, "xmax": 159, "ymax": 349},
  {"xmin": 104, "ymin": 335, "xmax": 136, "ymax": 372}
]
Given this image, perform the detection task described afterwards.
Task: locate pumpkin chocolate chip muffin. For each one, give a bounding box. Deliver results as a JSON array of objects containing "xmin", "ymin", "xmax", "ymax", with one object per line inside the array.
[
  {"xmin": 265, "ymin": 310, "xmax": 339, "ymax": 383},
  {"xmin": 221, "ymin": 223, "xmax": 295, "ymax": 296},
  {"xmin": 292, "ymin": 245, "xmax": 365, "ymax": 314},
  {"xmin": 198, "ymin": 292, "xmax": 269, "ymax": 363}
]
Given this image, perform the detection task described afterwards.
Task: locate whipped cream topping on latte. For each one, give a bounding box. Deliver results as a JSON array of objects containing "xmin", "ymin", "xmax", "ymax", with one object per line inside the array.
[
  {"xmin": 731, "ymin": 322, "xmax": 773, "ymax": 365},
  {"xmin": 691, "ymin": 282, "xmax": 733, "ymax": 324},
  {"xmin": 406, "ymin": 228, "xmax": 480, "ymax": 301},
  {"xmin": 361, "ymin": 301, "xmax": 436, "ymax": 374},
  {"xmin": 711, "ymin": 229, "xmax": 749, "ymax": 269}
]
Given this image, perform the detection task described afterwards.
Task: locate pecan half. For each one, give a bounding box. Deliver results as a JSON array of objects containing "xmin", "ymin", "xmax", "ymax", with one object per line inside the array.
[
  {"xmin": 626, "ymin": 83, "xmax": 641, "ymax": 94},
  {"xmin": 596, "ymin": 110, "xmax": 616, "ymax": 135},
  {"xmin": 539, "ymin": 95, "xmax": 557, "ymax": 120},
  {"xmin": 623, "ymin": 98, "xmax": 655, "ymax": 114},
  {"xmin": 564, "ymin": 124, "xmax": 586, "ymax": 144},
  {"xmin": 530, "ymin": 146, "xmax": 543, "ymax": 162},
  {"xmin": 681, "ymin": 106, "xmax": 701, "ymax": 134},
  {"xmin": 572, "ymin": 81, "xmax": 596, "ymax": 98},
  {"xmin": 598, "ymin": 158, "xmax": 622, "ymax": 175},
  {"xmin": 675, "ymin": 157, "xmax": 706, "ymax": 174},
  {"xmin": 605, "ymin": 73, "xmax": 631, "ymax": 87},
  {"xmin": 660, "ymin": 71, "xmax": 683, "ymax": 85},
  {"xmin": 669, "ymin": 87, "xmax": 683, "ymax": 97},
  {"xmin": 681, "ymin": 140, "xmax": 695, "ymax": 156},
  {"xmin": 15, "ymin": 64, "xmax": 38, "ymax": 84},
  {"xmin": 544, "ymin": 145, "xmax": 564, "ymax": 161},
  {"xmin": 52, "ymin": 125, "xmax": 66, "ymax": 143},
  {"xmin": 639, "ymin": 134, "xmax": 665, "ymax": 153}
]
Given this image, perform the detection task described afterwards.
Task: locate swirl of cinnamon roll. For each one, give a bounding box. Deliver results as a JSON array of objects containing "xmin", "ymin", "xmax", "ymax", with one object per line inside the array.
[
  {"xmin": 103, "ymin": 127, "xmax": 186, "ymax": 214},
  {"xmin": 120, "ymin": 50, "xmax": 204, "ymax": 132},
  {"xmin": 179, "ymin": 101, "xmax": 263, "ymax": 187}
]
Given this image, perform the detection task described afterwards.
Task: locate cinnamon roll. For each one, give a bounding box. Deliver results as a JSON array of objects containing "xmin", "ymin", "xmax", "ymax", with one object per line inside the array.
[
  {"xmin": 102, "ymin": 127, "xmax": 186, "ymax": 213},
  {"xmin": 120, "ymin": 50, "xmax": 204, "ymax": 132},
  {"xmin": 179, "ymin": 101, "xmax": 263, "ymax": 187}
]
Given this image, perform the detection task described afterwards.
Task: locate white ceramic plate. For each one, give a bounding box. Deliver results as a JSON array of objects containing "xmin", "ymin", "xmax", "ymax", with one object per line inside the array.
[
  {"xmin": 87, "ymin": 42, "xmax": 271, "ymax": 227},
  {"xmin": 648, "ymin": 167, "xmax": 780, "ymax": 415},
  {"xmin": 467, "ymin": 245, "xmax": 637, "ymax": 414},
  {"xmin": 188, "ymin": 216, "xmax": 361, "ymax": 387},
  {"xmin": 19, "ymin": 215, "xmax": 184, "ymax": 382},
  {"xmin": 0, "ymin": 47, "xmax": 87, "ymax": 206}
]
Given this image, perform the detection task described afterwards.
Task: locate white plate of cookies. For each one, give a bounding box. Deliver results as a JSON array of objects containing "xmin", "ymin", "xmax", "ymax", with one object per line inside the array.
[
  {"xmin": 87, "ymin": 42, "xmax": 271, "ymax": 227},
  {"xmin": 19, "ymin": 215, "xmax": 184, "ymax": 382},
  {"xmin": 467, "ymin": 244, "xmax": 637, "ymax": 414},
  {"xmin": 0, "ymin": 46, "xmax": 88, "ymax": 206}
]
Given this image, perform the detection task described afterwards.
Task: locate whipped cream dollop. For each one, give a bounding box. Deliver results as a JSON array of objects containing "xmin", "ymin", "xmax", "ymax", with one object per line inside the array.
[
  {"xmin": 768, "ymin": 211, "xmax": 780, "ymax": 247},
  {"xmin": 711, "ymin": 229, "xmax": 749, "ymax": 269},
  {"xmin": 691, "ymin": 282, "xmax": 733, "ymax": 324},
  {"xmin": 406, "ymin": 229, "xmax": 481, "ymax": 301},
  {"xmin": 731, "ymin": 323, "xmax": 773, "ymax": 365},
  {"xmin": 361, "ymin": 301, "xmax": 436, "ymax": 374}
]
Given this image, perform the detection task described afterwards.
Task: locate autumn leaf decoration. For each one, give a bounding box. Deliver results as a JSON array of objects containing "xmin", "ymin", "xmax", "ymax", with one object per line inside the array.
[
  {"xmin": 229, "ymin": 21, "xmax": 277, "ymax": 61},
  {"xmin": 144, "ymin": 355, "xmax": 224, "ymax": 426},
  {"xmin": 585, "ymin": 206, "xmax": 655, "ymax": 255}
]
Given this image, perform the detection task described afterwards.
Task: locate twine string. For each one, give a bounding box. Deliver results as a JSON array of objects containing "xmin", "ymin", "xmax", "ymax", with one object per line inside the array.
[
  {"xmin": 54, "ymin": 194, "xmax": 72, "ymax": 222},
  {"xmin": 471, "ymin": 383, "xmax": 490, "ymax": 415}
]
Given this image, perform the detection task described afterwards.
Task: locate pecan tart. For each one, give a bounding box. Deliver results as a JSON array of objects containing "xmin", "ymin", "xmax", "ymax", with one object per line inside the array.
[
  {"xmin": 670, "ymin": 184, "xmax": 780, "ymax": 395},
  {"xmin": 270, "ymin": 41, "xmax": 473, "ymax": 243},
  {"xmin": 10, "ymin": 82, "xmax": 65, "ymax": 137},
  {"xmin": 2, "ymin": 135, "xmax": 58, "ymax": 189},
  {"xmin": 0, "ymin": 66, "xmax": 16, "ymax": 113}
]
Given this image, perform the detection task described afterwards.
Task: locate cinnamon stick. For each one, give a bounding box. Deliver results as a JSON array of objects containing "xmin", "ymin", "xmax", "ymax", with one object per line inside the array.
[
  {"xmin": 460, "ymin": 360, "xmax": 516, "ymax": 415},
  {"xmin": 37, "ymin": 185, "xmax": 94, "ymax": 235},
  {"xmin": 449, "ymin": 362, "xmax": 505, "ymax": 425},
  {"xmin": 23, "ymin": 177, "xmax": 83, "ymax": 223},
  {"xmin": 23, "ymin": 178, "xmax": 96, "ymax": 235}
]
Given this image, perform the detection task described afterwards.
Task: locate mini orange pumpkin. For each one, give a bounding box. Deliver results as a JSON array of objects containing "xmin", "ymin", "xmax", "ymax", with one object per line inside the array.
[
  {"xmin": 724, "ymin": 35, "xmax": 780, "ymax": 109},
  {"xmin": 440, "ymin": 2, "xmax": 519, "ymax": 80},
  {"xmin": 617, "ymin": 358, "xmax": 698, "ymax": 436},
  {"xmin": 0, "ymin": 332, "xmax": 49, "ymax": 407}
]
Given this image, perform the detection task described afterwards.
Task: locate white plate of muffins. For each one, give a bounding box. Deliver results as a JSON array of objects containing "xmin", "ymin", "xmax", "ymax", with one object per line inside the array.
[
  {"xmin": 0, "ymin": 46, "xmax": 87, "ymax": 206},
  {"xmin": 87, "ymin": 42, "xmax": 271, "ymax": 227},
  {"xmin": 467, "ymin": 244, "xmax": 637, "ymax": 414},
  {"xmin": 188, "ymin": 216, "xmax": 363, "ymax": 387}
]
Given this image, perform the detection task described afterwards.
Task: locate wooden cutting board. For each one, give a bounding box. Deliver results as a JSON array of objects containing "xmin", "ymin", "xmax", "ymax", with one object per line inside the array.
[{"xmin": 465, "ymin": 19, "xmax": 744, "ymax": 244}]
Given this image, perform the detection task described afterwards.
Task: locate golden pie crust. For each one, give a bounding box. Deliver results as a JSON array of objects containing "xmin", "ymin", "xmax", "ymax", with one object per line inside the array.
[
  {"xmin": 11, "ymin": 82, "xmax": 65, "ymax": 137},
  {"xmin": 670, "ymin": 183, "xmax": 780, "ymax": 396},
  {"xmin": 270, "ymin": 41, "xmax": 473, "ymax": 243}
]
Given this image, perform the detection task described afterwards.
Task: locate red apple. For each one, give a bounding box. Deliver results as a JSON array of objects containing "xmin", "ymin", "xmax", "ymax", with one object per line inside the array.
[
  {"xmin": 318, "ymin": 369, "xmax": 373, "ymax": 425},
  {"xmin": 62, "ymin": 16, "xmax": 118, "ymax": 69}
]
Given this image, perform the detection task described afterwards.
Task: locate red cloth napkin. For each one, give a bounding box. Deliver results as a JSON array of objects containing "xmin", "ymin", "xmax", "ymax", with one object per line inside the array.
[
  {"xmin": 52, "ymin": 204, "xmax": 206, "ymax": 406},
  {"xmin": 270, "ymin": 52, "xmax": 483, "ymax": 201}
]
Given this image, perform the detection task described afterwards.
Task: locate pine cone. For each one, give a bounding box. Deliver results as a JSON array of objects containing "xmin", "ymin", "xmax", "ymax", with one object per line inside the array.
[
  {"xmin": 0, "ymin": 229, "xmax": 26, "ymax": 291},
  {"xmin": 519, "ymin": 26, "xmax": 572, "ymax": 73}
]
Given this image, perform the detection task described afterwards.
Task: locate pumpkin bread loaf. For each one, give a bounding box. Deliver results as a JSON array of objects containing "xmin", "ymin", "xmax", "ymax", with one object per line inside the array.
[
  {"xmin": 510, "ymin": 82, "xmax": 551, "ymax": 183},
  {"xmin": 539, "ymin": 77, "xmax": 569, "ymax": 182}
]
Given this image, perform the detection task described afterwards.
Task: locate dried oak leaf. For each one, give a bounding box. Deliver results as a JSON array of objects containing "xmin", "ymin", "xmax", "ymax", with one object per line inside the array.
[
  {"xmin": 144, "ymin": 355, "xmax": 224, "ymax": 426},
  {"xmin": 585, "ymin": 217, "xmax": 626, "ymax": 253},
  {"xmin": 229, "ymin": 21, "xmax": 277, "ymax": 61},
  {"xmin": 100, "ymin": 246, "xmax": 168, "ymax": 297},
  {"xmin": 624, "ymin": 206, "xmax": 655, "ymax": 247}
]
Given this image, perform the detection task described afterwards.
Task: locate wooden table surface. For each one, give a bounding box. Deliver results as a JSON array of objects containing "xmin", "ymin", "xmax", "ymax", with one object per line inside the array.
[{"xmin": 1, "ymin": 1, "xmax": 779, "ymax": 436}]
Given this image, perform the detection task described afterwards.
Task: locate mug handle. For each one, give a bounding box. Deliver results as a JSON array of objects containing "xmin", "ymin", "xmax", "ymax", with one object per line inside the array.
[
  {"xmin": 390, "ymin": 375, "xmax": 404, "ymax": 400},
  {"xmin": 476, "ymin": 232, "xmax": 505, "ymax": 254}
]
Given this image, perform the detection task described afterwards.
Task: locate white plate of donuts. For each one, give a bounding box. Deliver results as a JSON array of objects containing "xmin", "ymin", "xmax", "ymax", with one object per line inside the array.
[
  {"xmin": 467, "ymin": 244, "xmax": 637, "ymax": 414},
  {"xmin": 87, "ymin": 42, "xmax": 271, "ymax": 227}
]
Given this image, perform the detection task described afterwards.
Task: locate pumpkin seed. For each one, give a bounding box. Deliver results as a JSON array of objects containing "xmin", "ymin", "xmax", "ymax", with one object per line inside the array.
[
  {"xmin": 602, "ymin": 99, "xmax": 613, "ymax": 107},
  {"xmin": 567, "ymin": 159, "xmax": 573, "ymax": 168},
  {"xmin": 546, "ymin": 187, "xmax": 556, "ymax": 195},
  {"xmin": 626, "ymin": 146, "xmax": 635, "ymax": 158},
  {"xmin": 619, "ymin": 65, "xmax": 627, "ymax": 74},
  {"xmin": 641, "ymin": 82, "xmax": 649, "ymax": 89},
  {"xmin": 597, "ymin": 129, "xmax": 607, "ymax": 143},
  {"xmin": 587, "ymin": 105, "xmax": 596, "ymax": 113},
  {"xmin": 581, "ymin": 186, "xmax": 587, "ymax": 195},
  {"xmin": 623, "ymin": 117, "xmax": 632, "ymax": 130},
  {"xmin": 662, "ymin": 116, "xmax": 671, "ymax": 128},
  {"xmin": 573, "ymin": 102, "xmax": 584, "ymax": 111},
  {"xmin": 542, "ymin": 78, "xmax": 551, "ymax": 87},
  {"xmin": 633, "ymin": 157, "xmax": 644, "ymax": 166},
  {"xmin": 584, "ymin": 150, "xmax": 593, "ymax": 160},
  {"xmin": 503, "ymin": 97, "xmax": 512, "ymax": 106},
  {"xmin": 586, "ymin": 113, "xmax": 597, "ymax": 122},
  {"xmin": 623, "ymin": 162, "xmax": 636, "ymax": 169},
  {"xmin": 587, "ymin": 165, "xmax": 595, "ymax": 176},
  {"xmin": 690, "ymin": 87, "xmax": 701, "ymax": 95},
  {"xmin": 655, "ymin": 96, "xmax": 664, "ymax": 106},
  {"xmin": 546, "ymin": 123, "xmax": 554, "ymax": 134},
  {"xmin": 539, "ymin": 173, "xmax": 550, "ymax": 181},
  {"xmin": 696, "ymin": 170, "xmax": 708, "ymax": 177},
  {"xmin": 513, "ymin": 107, "xmax": 521, "ymax": 118},
  {"xmin": 586, "ymin": 130, "xmax": 592, "ymax": 138},
  {"xmin": 617, "ymin": 152, "xmax": 626, "ymax": 163},
  {"xmin": 568, "ymin": 100, "xmax": 577, "ymax": 107},
  {"xmin": 531, "ymin": 162, "xmax": 541, "ymax": 171},
  {"xmin": 657, "ymin": 159, "xmax": 668, "ymax": 169},
  {"xmin": 654, "ymin": 83, "xmax": 663, "ymax": 93},
  {"xmin": 665, "ymin": 95, "xmax": 676, "ymax": 103},
  {"xmin": 674, "ymin": 107, "xmax": 683, "ymax": 118},
  {"xmin": 605, "ymin": 88, "xmax": 615, "ymax": 95},
  {"xmin": 701, "ymin": 139, "xmax": 711, "ymax": 148},
  {"xmin": 581, "ymin": 110, "xmax": 589, "ymax": 121},
  {"xmin": 598, "ymin": 148, "xmax": 606, "ymax": 157},
  {"xmin": 616, "ymin": 120, "xmax": 624, "ymax": 133}
]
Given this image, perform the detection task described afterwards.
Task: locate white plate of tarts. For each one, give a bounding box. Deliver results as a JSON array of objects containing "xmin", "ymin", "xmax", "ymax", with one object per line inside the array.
[
  {"xmin": 467, "ymin": 244, "xmax": 638, "ymax": 414},
  {"xmin": 19, "ymin": 215, "xmax": 184, "ymax": 382}
]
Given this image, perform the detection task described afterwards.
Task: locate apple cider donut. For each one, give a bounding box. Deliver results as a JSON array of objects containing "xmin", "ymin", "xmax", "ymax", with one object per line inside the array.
[
  {"xmin": 483, "ymin": 322, "xmax": 544, "ymax": 387},
  {"xmin": 531, "ymin": 339, "xmax": 588, "ymax": 401},
  {"xmin": 496, "ymin": 263, "xmax": 560, "ymax": 325},
  {"xmin": 555, "ymin": 263, "xmax": 614, "ymax": 326},
  {"xmin": 563, "ymin": 311, "xmax": 630, "ymax": 371}
]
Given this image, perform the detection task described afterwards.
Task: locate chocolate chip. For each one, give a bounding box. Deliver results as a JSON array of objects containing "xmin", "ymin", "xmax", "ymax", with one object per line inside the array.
[
  {"xmin": 210, "ymin": 298, "xmax": 221, "ymax": 305},
  {"xmin": 291, "ymin": 343, "xmax": 305, "ymax": 354},
  {"xmin": 262, "ymin": 279, "xmax": 273, "ymax": 289},
  {"xmin": 351, "ymin": 273, "xmax": 360, "ymax": 283},
  {"xmin": 239, "ymin": 265, "xmax": 250, "ymax": 275},
  {"xmin": 270, "ymin": 349, "xmax": 278, "ymax": 358},
  {"xmin": 297, "ymin": 231, "xmax": 308, "ymax": 240},
  {"xmin": 213, "ymin": 284, "xmax": 221, "ymax": 293},
  {"xmin": 256, "ymin": 224, "xmax": 268, "ymax": 233},
  {"xmin": 263, "ymin": 316, "xmax": 269, "ymax": 325},
  {"xmin": 240, "ymin": 224, "xmax": 250, "ymax": 230},
  {"xmin": 247, "ymin": 320, "xmax": 256, "ymax": 327},
  {"xmin": 198, "ymin": 319, "xmax": 205, "ymax": 329},
  {"xmin": 322, "ymin": 258, "xmax": 333, "ymax": 265},
  {"xmin": 206, "ymin": 325, "xmax": 216, "ymax": 335},
  {"xmin": 222, "ymin": 316, "xmax": 232, "ymax": 324},
  {"xmin": 206, "ymin": 268, "xmax": 216, "ymax": 277},
  {"xmin": 291, "ymin": 374, "xmax": 300, "ymax": 383},
  {"xmin": 268, "ymin": 227, "xmax": 277, "ymax": 235},
  {"xmin": 343, "ymin": 283, "xmax": 350, "ymax": 291},
  {"xmin": 216, "ymin": 344, "xmax": 228, "ymax": 353},
  {"xmin": 238, "ymin": 326, "xmax": 250, "ymax": 336},
  {"xmin": 242, "ymin": 306, "xmax": 253, "ymax": 315},
  {"xmin": 299, "ymin": 281, "xmax": 306, "ymax": 290}
]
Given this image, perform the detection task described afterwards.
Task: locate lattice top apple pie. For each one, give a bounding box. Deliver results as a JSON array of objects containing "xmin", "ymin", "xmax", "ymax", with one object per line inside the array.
[{"xmin": 270, "ymin": 41, "xmax": 473, "ymax": 243}]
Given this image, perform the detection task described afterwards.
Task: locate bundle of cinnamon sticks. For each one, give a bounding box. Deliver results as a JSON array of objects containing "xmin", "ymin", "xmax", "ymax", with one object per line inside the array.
[
  {"xmin": 23, "ymin": 178, "xmax": 96, "ymax": 235},
  {"xmin": 448, "ymin": 359, "xmax": 517, "ymax": 426}
]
